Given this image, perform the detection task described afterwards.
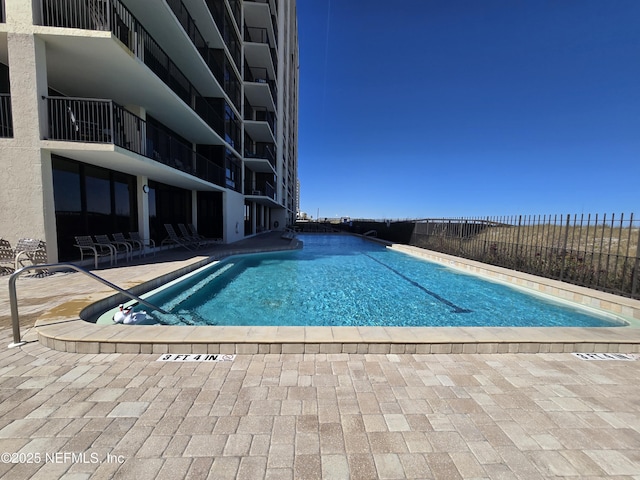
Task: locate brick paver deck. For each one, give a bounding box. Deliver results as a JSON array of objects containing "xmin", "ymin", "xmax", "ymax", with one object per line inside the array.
[{"xmin": 0, "ymin": 330, "xmax": 638, "ymax": 479}]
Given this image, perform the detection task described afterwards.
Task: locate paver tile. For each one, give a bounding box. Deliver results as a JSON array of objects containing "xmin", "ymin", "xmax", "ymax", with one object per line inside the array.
[{"xmin": 0, "ymin": 300, "xmax": 640, "ymax": 480}]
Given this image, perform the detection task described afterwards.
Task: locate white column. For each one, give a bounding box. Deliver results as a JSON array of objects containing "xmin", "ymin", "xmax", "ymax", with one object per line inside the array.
[
  {"xmin": 137, "ymin": 176, "xmax": 150, "ymax": 243},
  {"xmin": 192, "ymin": 190, "xmax": 198, "ymax": 227}
]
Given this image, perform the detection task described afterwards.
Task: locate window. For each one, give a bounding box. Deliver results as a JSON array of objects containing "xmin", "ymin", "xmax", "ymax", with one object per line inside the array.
[
  {"xmin": 147, "ymin": 181, "xmax": 192, "ymax": 244},
  {"xmin": 225, "ymin": 148, "xmax": 241, "ymax": 191},
  {"xmin": 52, "ymin": 156, "xmax": 137, "ymax": 260}
]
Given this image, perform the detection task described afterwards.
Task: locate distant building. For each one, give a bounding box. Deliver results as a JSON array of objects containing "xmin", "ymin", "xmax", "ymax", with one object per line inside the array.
[
  {"xmin": 0, "ymin": 0, "xmax": 299, "ymax": 261},
  {"xmin": 296, "ymin": 178, "xmax": 300, "ymax": 218}
]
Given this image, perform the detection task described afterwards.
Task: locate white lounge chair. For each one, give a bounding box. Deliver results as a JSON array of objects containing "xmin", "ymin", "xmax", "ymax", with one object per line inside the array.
[
  {"xmin": 128, "ymin": 232, "xmax": 156, "ymax": 257},
  {"xmin": 0, "ymin": 239, "xmax": 14, "ymax": 274},
  {"xmin": 95, "ymin": 234, "xmax": 132, "ymax": 262},
  {"xmin": 74, "ymin": 236, "xmax": 115, "ymax": 268},
  {"xmin": 0, "ymin": 238, "xmax": 47, "ymax": 273},
  {"xmin": 13, "ymin": 238, "xmax": 47, "ymax": 270},
  {"xmin": 188, "ymin": 223, "xmax": 222, "ymax": 244},
  {"xmin": 161, "ymin": 224, "xmax": 197, "ymax": 251},
  {"xmin": 112, "ymin": 232, "xmax": 141, "ymax": 259}
]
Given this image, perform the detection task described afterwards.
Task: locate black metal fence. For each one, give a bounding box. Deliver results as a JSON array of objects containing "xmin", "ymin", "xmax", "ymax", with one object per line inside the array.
[{"xmin": 409, "ymin": 214, "xmax": 640, "ymax": 299}]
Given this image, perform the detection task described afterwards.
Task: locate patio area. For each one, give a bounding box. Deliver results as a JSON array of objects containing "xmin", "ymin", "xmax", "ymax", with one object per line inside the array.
[
  {"xmin": 0, "ymin": 233, "xmax": 639, "ymax": 478},
  {"xmin": 0, "ymin": 329, "xmax": 639, "ymax": 478}
]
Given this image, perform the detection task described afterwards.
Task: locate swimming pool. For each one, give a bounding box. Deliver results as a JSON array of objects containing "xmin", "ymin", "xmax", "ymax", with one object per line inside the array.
[{"xmin": 100, "ymin": 234, "xmax": 626, "ymax": 328}]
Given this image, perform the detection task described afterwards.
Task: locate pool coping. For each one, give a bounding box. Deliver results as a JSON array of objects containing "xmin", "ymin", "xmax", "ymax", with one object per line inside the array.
[{"xmin": 34, "ymin": 235, "xmax": 640, "ymax": 355}]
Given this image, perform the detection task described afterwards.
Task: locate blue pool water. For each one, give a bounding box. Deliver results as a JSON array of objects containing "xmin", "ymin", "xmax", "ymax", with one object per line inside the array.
[{"xmin": 134, "ymin": 235, "xmax": 625, "ymax": 328}]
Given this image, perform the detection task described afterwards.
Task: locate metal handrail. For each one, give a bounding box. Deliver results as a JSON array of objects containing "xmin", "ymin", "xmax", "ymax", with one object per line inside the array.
[{"xmin": 8, "ymin": 262, "xmax": 169, "ymax": 348}]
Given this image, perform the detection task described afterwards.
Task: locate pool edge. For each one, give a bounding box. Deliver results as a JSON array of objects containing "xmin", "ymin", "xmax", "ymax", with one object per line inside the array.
[{"xmin": 32, "ymin": 236, "xmax": 640, "ymax": 354}]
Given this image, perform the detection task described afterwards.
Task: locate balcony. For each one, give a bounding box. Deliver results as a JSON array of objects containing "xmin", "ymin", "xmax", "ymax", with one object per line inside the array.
[
  {"xmin": 244, "ymin": 65, "xmax": 277, "ymax": 111},
  {"xmin": 245, "ymin": 0, "xmax": 278, "ymax": 17},
  {"xmin": 245, "ymin": 179, "xmax": 276, "ymax": 203},
  {"xmin": 228, "ymin": 0, "xmax": 241, "ymax": 33},
  {"xmin": 39, "ymin": 0, "xmax": 222, "ymax": 141},
  {"xmin": 45, "ymin": 96, "xmax": 232, "ymax": 190},
  {"xmin": 244, "ymin": 25, "xmax": 277, "ymax": 81},
  {"xmin": 244, "ymin": 105, "xmax": 275, "ymax": 143},
  {"xmin": 165, "ymin": 0, "xmax": 225, "ymax": 88},
  {"xmin": 244, "ymin": 142, "xmax": 275, "ymax": 173},
  {"xmin": 0, "ymin": 94, "xmax": 12, "ymax": 137},
  {"xmin": 244, "ymin": 0, "xmax": 277, "ymax": 50},
  {"xmin": 204, "ymin": 0, "xmax": 224, "ymax": 34}
]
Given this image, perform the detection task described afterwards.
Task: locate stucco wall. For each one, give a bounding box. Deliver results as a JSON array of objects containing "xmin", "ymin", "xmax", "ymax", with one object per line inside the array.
[{"xmin": 1, "ymin": 32, "xmax": 57, "ymax": 261}]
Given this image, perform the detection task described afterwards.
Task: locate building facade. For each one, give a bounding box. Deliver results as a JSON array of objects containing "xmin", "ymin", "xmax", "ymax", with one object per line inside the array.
[{"xmin": 0, "ymin": 0, "xmax": 298, "ymax": 262}]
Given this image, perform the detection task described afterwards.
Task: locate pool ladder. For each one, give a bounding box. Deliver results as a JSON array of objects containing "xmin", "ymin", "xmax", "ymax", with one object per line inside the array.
[{"xmin": 7, "ymin": 262, "xmax": 168, "ymax": 348}]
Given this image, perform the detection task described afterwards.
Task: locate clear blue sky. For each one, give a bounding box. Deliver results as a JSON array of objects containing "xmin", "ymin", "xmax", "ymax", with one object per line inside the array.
[{"xmin": 296, "ymin": 0, "xmax": 640, "ymax": 220}]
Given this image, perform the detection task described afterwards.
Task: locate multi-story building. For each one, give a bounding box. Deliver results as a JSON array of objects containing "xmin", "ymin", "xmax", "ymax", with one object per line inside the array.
[{"xmin": 0, "ymin": 0, "xmax": 298, "ymax": 262}]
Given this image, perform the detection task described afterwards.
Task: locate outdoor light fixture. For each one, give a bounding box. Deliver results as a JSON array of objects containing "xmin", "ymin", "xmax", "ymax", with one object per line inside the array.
[{"xmin": 142, "ymin": 185, "xmax": 149, "ymax": 193}]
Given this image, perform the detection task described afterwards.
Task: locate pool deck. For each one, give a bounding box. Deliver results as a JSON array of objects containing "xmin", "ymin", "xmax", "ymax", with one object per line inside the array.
[
  {"xmin": 1, "ymin": 232, "xmax": 640, "ymax": 478},
  {"xmin": 2, "ymin": 231, "xmax": 640, "ymax": 355}
]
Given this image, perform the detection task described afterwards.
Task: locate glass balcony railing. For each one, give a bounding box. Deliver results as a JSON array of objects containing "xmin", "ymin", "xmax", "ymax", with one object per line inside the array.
[{"xmin": 45, "ymin": 96, "xmax": 234, "ymax": 191}]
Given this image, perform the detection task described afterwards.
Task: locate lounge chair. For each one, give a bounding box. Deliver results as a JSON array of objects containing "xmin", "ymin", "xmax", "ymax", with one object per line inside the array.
[
  {"xmin": 112, "ymin": 233, "xmax": 141, "ymax": 259},
  {"xmin": 0, "ymin": 239, "xmax": 14, "ymax": 274},
  {"xmin": 188, "ymin": 223, "xmax": 223, "ymax": 244},
  {"xmin": 94, "ymin": 234, "xmax": 132, "ymax": 262},
  {"xmin": 128, "ymin": 232, "xmax": 156, "ymax": 257},
  {"xmin": 161, "ymin": 224, "xmax": 198, "ymax": 251},
  {"xmin": 13, "ymin": 238, "xmax": 47, "ymax": 270},
  {"xmin": 178, "ymin": 224, "xmax": 205, "ymax": 245},
  {"xmin": 74, "ymin": 236, "xmax": 115, "ymax": 268},
  {"xmin": 0, "ymin": 238, "xmax": 47, "ymax": 273}
]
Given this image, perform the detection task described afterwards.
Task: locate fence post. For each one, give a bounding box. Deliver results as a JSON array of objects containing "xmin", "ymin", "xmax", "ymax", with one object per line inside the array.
[
  {"xmin": 633, "ymin": 228, "xmax": 640, "ymax": 298},
  {"xmin": 559, "ymin": 213, "xmax": 570, "ymax": 281},
  {"xmin": 514, "ymin": 215, "xmax": 522, "ymax": 261}
]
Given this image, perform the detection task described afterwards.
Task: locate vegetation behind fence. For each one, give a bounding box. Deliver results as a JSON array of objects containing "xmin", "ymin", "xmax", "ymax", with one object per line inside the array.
[{"xmin": 409, "ymin": 213, "xmax": 639, "ymax": 299}]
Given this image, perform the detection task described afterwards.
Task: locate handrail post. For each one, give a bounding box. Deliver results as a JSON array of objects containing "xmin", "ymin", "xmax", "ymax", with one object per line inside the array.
[
  {"xmin": 8, "ymin": 262, "xmax": 170, "ymax": 348},
  {"xmin": 8, "ymin": 273, "xmax": 23, "ymax": 347}
]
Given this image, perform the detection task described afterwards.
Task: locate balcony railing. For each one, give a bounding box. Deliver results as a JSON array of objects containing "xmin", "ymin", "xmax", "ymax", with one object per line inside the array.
[
  {"xmin": 244, "ymin": 25, "xmax": 277, "ymax": 69},
  {"xmin": 245, "ymin": 142, "xmax": 275, "ymax": 167},
  {"xmin": 245, "ymin": 0, "xmax": 278, "ymax": 48},
  {"xmin": 39, "ymin": 0, "xmax": 222, "ymax": 137},
  {"xmin": 245, "ymin": 180, "xmax": 275, "ymax": 200},
  {"xmin": 166, "ymin": 0, "xmax": 224, "ymax": 86},
  {"xmin": 228, "ymin": 0, "xmax": 241, "ymax": 31},
  {"xmin": 205, "ymin": 0, "xmax": 224, "ymax": 33},
  {"xmin": 0, "ymin": 94, "xmax": 13, "ymax": 137},
  {"xmin": 245, "ymin": 25, "xmax": 270, "ymax": 46},
  {"xmin": 245, "ymin": 105, "xmax": 276, "ymax": 135},
  {"xmin": 245, "ymin": 66, "xmax": 277, "ymax": 105},
  {"xmin": 45, "ymin": 96, "xmax": 233, "ymax": 190}
]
